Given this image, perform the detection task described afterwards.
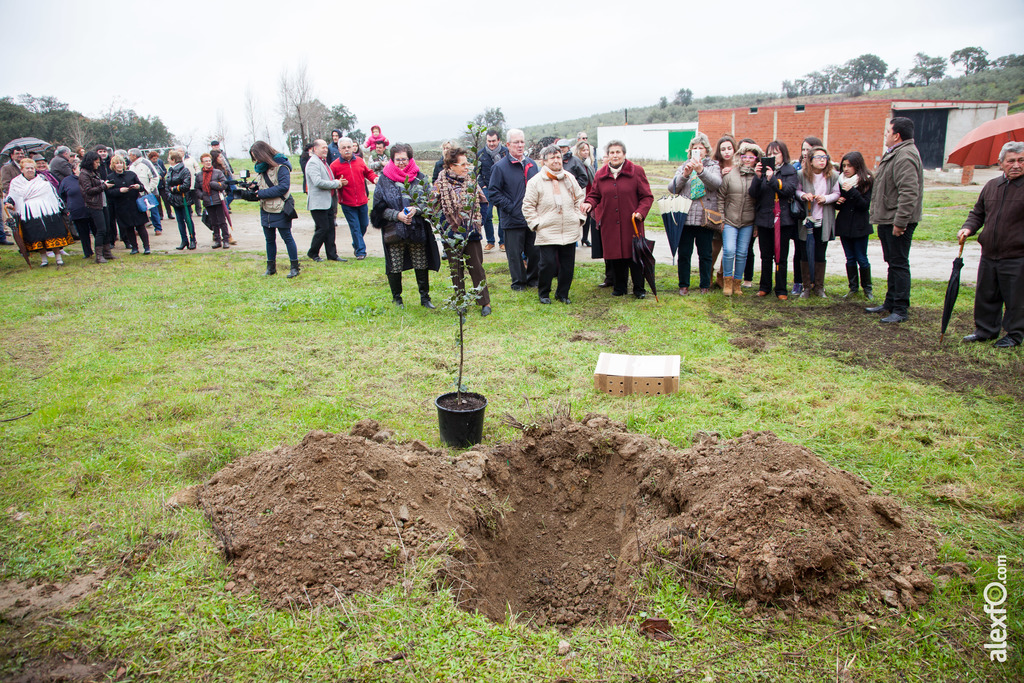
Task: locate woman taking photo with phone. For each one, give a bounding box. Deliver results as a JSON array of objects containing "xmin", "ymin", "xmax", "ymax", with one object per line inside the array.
[
  {"xmin": 796, "ymin": 146, "xmax": 840, "ymax": 298},
  {"xmin": 749, "ymin": 141, "xmax": 799, "ymax": 299},
  {"xmin": 717, "ymin": 141, "xmax": 761, "ymax": 296},
  {"xmin": 835, "ymin": 151, "xmax": 874, "ymax": 299},
  {"xmin": 668, "ymin": 133, "xmax": 721, "ymax": 295}
]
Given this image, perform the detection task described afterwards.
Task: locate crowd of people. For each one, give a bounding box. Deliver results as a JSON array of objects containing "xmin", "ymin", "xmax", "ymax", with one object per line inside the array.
[
  {"xmin": 1, "ymin": 139, "xmax": 239, "ymax": 265},
  {"xmin": 3, "ymin": 117, "xmax": 1021, "ymax": 347}
]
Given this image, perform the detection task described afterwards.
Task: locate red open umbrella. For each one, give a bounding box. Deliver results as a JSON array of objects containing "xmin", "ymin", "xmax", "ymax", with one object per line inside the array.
[{"xmin": 947, "ymin": 113, "xmax": 1024, "ymax": 167}]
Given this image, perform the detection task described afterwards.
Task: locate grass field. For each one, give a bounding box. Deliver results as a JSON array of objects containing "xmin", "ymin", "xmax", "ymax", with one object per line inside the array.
[{"xmin": 0, "ymin": 244, "xmax": 1020, "ymax": 681}]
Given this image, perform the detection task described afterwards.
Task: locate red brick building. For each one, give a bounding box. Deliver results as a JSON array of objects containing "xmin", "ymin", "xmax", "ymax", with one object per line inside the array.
[{"xmin": 697, "ymin": 99, "xmax": 1008, "ymax": 170}]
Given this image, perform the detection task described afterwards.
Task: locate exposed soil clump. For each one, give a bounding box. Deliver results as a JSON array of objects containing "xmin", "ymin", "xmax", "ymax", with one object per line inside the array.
[{"xmin": 197, "ymin": 417, "xmax": 937, "ymax": 624}]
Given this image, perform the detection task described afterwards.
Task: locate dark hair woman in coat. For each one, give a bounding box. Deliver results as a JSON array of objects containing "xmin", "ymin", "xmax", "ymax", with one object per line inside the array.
[
  {"xmin": 749, "ymin": 140, "xmax": 800, "ymax": 299},
  {"xmin": 835, "ymin": 151, "xmax": 874, "ymax": 299},
  {"xmin": 104, "ymin": 154, "xmax": 150, "ymax": 254},
  {"xmin": 250, "ymin": 141, "xmax": 299, "ymax": 278}
]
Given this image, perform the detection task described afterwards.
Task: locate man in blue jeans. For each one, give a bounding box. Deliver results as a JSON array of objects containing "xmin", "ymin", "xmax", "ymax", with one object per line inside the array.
[
  {"xmin": 330, "ymin": 137, "xmax": 378, "ymax": 259},
  {"xmin": 477, "ymin": 129, "xmax": 507, "ymax": 251}
]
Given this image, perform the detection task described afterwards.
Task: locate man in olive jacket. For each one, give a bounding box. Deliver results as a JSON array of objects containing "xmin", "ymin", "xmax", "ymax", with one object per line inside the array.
[
  {"xmin": 867, "ymin": 116, "xmax": 923, "ymax": 323},
  {"xmin": 957, "ymin": 141, "xmax": 1024, "ymax": 348}
]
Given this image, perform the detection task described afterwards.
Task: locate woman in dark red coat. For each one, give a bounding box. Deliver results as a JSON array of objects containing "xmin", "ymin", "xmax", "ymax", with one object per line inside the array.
[{"xmin": 582, "ymin": 140, "xmax": 654, "ymax": 298}]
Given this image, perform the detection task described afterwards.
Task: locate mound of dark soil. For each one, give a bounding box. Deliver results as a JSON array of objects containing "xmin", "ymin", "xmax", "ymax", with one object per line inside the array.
[{"xmin": 197, "ymin": 417, "xmax": 938, "ymax": 624}]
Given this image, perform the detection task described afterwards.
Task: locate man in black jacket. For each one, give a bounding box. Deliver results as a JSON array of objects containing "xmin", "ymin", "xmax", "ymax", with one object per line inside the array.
[
  {"xmin": 478, "ymin": 129, "xmax": 507, "ymax": 251},
  {"xmin": 488, "ymin": 128, "xmax": 537, "ymax": 289},
  {"xmin": 957, "ymin": 141, "xmax": 1024, "ymax": 348}
]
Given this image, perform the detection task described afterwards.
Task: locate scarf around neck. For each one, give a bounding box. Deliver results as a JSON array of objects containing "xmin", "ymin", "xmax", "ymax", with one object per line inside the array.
[
  {"xmin": 383, "ymin": 158, "xmax": 421, "ymax": 183},
  {"xmin": 201, "ymin": 167, "xmax": 213, "ymax": 195},
  {"xmin": 839, "ymin": 174, "xmax": 859, "ymax": 192}
]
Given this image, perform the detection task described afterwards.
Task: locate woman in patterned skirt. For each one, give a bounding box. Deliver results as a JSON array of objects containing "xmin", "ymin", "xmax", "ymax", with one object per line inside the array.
[
  {"xmin": 4, "ymin": 157, "xmax": 74, "ymax": 266},
  {"xmin": 370, "ymin": 143, "xmax": 440, "ymax": 308}
]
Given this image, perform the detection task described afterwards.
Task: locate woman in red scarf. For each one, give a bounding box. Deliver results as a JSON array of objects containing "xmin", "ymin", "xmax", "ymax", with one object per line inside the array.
[
  {"xmin": 370, "ymin": 143, "xmax": 441, "ymax": 307},
  {"xmin": 196, "ymin": 153, "xmax": 230, "ymax": 249}
]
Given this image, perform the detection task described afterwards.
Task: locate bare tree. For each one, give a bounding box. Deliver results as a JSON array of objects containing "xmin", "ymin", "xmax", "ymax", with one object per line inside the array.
[
  {"xmin": 243, "ymin": 86, "xmax": 262, "ymax": 149},
  {"xmin": 278, "ymin": 62, "xmax": 317, "ymax": 152},
  {"xmin": 65, "ymin": 114, "xmax": 89, "ymax": 151},
  {"xmin": 211, "ymin": 108, "xmax": 229, "ymax": 149}
]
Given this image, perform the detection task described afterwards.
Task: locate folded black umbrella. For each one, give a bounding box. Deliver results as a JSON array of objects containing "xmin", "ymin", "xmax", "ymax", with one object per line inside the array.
[
  {"xmin": 631, "ymin": 217, "xmax": 658, "ymax": 301},
  {"xmin": 940, "ymin": 239, "xmax": 967, "ymax": 343}
]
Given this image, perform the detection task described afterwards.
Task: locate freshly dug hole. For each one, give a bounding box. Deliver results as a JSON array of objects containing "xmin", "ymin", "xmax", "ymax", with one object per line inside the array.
[{"xmin": 197, "ymin": 416, "xmax": 937, "ymax": 623}]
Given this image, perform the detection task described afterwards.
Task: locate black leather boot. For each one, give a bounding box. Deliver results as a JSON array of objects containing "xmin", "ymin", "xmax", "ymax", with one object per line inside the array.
[
  {"xmin": 860, "ymin": 265, "xmax": 873, "ymax": 300},
  {"xmin": 286, "ymin": 260, "xmax": 300, "ymax": 278},
  {"xmin": 264, "ymin": 261, "xmax": 277, "ymax": 276},
  {"xmin": 416, "ymin": 269, "xmax": 435, "ymax": 309},
  {"xmin": 188, "ymin": 230, "xmax": 197, "ymax": 250},
  {"xmin": 387, "ymin": 273, "xmax": 404, "ymax": 307},
  {"xmin": 843, "ymin": 264, "xmax": 859, "ymax": 298}
]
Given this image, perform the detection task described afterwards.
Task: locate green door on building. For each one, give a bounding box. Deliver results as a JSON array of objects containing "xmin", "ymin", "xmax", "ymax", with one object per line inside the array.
[{"xmin": 668, "ymin": 131, "xmax": 696, "ymax": 162}]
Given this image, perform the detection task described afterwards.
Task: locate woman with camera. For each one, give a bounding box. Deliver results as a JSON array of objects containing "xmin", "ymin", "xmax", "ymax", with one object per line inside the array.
[
  {"xmin": 249, "ymin": 141, "xmax": 300, "ymax": 278},
  {"xmin": 371, "ymin": 143, "xmax": 440, "ymax": 308},
  {"xmin": 749, "ymin": 141, "xmax": 800, "ymax": 299}
]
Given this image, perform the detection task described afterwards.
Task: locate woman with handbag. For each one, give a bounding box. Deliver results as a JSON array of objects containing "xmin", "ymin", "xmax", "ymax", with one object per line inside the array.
[
  {"xmin": 434, "ymin": 145, "xmax": 491, "ymax": 315},
  {"xmin": 796, "ymin": 146, "xmax": 840, "ymax": 298},
  {"xmin": 749, "ymin": 141, "xmax": 800, "ymax": 299},
  {"xmin": 104, "ymin": 154, "xmax": 150, "ymax": 255},
  {"xmin": 4, "ymin": 156, "xmax": 76, "ymax": 267},
  {"xmin": 371, "ymin": 143, "xmax": 440, "ymax": 307},
  {"xmin": 166, "ymin": 150, "xmax": 196, "ymax": 251},
  {"xmin": 250, "ymin": 141, "xmax": 300, "ymax": 278},
  {"xmin": 196, "ymin": 153, "xmax": 230, "ymax": 250},
  {"xmin": 668, "ymin": 133, "xmax": 721, "ymax": 295}
]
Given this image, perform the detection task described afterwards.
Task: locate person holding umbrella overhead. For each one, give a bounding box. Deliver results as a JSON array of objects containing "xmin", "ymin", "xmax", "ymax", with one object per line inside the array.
[
  {"xmin": 956, "ymin": 141, "xmax": 1024, "ymax": 348},
  {"xmin": 668, "ymin": 133, "xmax": 721, "ymax": 295},
  {"xmin": 582, "ymin": 140, "xmax": 654, "ymax": 299}
]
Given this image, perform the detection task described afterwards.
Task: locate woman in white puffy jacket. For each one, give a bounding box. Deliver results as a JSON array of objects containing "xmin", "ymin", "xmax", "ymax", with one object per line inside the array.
[{"xmin": 522, "ymin": 144, "xmax": 585, "ymax": 305}]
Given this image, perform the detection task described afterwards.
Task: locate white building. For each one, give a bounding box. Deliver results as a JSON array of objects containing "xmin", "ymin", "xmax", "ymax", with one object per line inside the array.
[{"xmin": 596, "ymin": 122, "xmax": 698, "ymax": 162}]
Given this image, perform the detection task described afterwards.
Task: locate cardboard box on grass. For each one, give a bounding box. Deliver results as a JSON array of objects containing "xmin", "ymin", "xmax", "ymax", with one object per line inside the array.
[{"xmin": 594, "ymin": 353, "xmax": 680, "ymax": 396}]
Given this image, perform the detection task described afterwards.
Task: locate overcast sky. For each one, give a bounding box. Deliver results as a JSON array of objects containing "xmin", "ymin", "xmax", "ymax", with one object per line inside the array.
[{"xmin": 3, "ymin": 0, "xmax": 1021, "ymax": 155}]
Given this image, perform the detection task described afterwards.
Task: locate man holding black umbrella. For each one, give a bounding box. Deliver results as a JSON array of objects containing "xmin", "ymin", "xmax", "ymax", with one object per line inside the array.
[
  {"xmin": 957, "ymin": 141, "xmax": 1024, "ymax": 348},
  {"xmin": 867, "ymin": 117, "xmax": 923, "ymax": 324}
]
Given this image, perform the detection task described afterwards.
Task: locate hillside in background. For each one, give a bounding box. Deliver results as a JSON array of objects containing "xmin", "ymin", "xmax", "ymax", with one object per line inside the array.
[{"xmin": 426, "ymin": 66, "xmax": 1023, "ymax": 149}]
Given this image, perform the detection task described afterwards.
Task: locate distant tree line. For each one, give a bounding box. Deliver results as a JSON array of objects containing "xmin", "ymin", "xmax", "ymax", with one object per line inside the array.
[
  {"xmin": 0, "ymin": 94, "xmax": 172, "ymax": 152},
  {"xmin": 781, "ymin": 48, "xmax": 1024, "ymax": 97}
]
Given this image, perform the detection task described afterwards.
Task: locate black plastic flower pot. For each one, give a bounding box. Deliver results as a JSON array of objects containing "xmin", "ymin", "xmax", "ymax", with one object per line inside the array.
[{"xmin": 435, "ymin": 392, "xmax": 487, "ymax": 448}]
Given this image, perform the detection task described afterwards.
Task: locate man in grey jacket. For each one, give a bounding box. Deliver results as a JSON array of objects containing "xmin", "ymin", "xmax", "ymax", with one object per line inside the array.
[
  {"xmin": 49, "ymin": 146, "xmax": 74, "ymax": 183},
  {"xmin": 866, "ymin": 116, "xmax": 923, "ymax": 323},
  {"xmin": 305, "ymin": 139, "xmax": 346, "ymax": 262}
]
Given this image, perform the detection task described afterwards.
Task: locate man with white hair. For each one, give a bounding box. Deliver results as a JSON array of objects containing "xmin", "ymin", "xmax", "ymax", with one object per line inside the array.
[
  {"xmin": 49, "ymin": 146, "xmax": 74, "ymax": 183},
  {"xmin": 329, "ymin": 136, "xmax": 377, "ymax": 259},
  {"xmin": 305, "ymin": 138, "xmax": 346, "ymax": 262},
  {"xmin": 488, "ymin": 128, "xmax": 539, "ymax": 289},
  {"xmin": 129, "ymin": 148, "xmax": 161, "ymax": 234},
  {"xmin": 957, "ymin": 141, "xmax": 1024, "ymax": 348}
]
